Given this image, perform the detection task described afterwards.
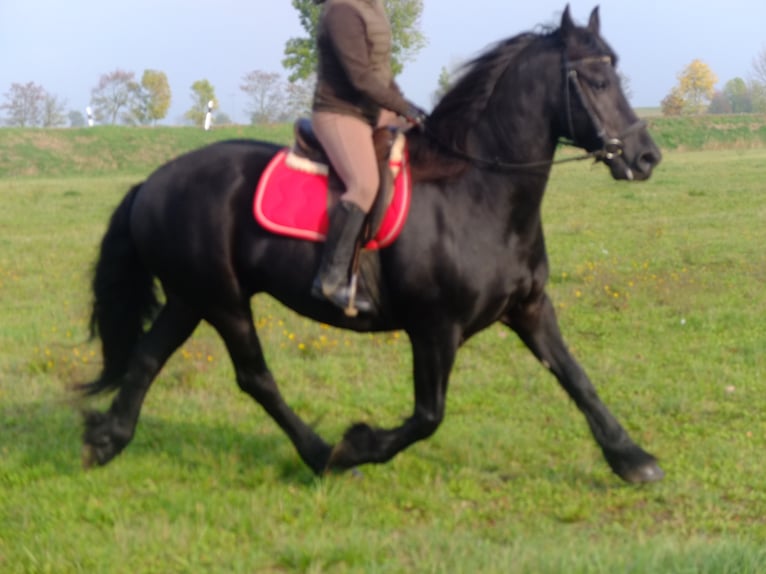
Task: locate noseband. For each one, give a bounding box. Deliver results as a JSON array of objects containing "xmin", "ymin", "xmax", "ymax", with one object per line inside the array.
[{"xmin": 564, "ymin": 55, "xmax": 647, "ymax": 163}]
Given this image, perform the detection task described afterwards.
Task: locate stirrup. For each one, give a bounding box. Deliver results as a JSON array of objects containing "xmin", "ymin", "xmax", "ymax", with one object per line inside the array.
[{"xmin": 311, "ymin": 274, "xmax": 374, "ymax": 316}]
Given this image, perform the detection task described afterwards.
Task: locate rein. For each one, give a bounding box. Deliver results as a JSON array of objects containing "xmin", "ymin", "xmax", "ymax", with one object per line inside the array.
[
  {"xmin": 424, "ymin": 127, "xmax": 599, "ymax": 172},
  {"xmin": 423, "ymin": 53, "xmax": 644, "ymax": 173}
]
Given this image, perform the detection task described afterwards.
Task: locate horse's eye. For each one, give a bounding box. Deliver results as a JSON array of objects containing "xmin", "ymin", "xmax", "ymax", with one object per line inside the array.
[{"xmin": 592, "ymin": 79, "xmax": 609, "ymax": 91}]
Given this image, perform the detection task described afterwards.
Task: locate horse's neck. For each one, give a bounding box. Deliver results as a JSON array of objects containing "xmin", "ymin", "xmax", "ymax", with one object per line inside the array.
[
  {"xmin": 411, "ymin": 47, "xmax": 561, "ymax": 203},
  {"xmin": 469, "ymin": 120, "xmax": 557, "ymax": 167},
  {"xmin": 454, "ymin": 95, "xmax": 558, "ymax": 226},
  {"xmin": 462, "ymin": 98, "xmax": 558, "ymax": 201},
  {"xmin": 474, "ymin": 72, "xmax": 560, "ymax": 165}
]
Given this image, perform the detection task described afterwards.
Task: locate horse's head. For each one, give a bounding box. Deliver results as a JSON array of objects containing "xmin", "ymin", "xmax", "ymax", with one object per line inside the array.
[
  {"xmin": 558, "ymin": 6, "xmax": 661, "ymax": 181},
  {"xmin": 412, "ymin": 6, "xmax": 661, "ymax": 183}
]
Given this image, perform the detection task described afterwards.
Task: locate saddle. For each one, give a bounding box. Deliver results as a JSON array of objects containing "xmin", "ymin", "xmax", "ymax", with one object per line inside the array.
[{"xmin": 291, "ymin": 118, "xmax": 398, "ymax": 243}]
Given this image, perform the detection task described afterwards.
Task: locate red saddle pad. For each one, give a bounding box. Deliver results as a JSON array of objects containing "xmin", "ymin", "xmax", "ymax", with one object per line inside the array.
[{"xmin": 253, "ymin": 144, "xmax": 411, "ymax": 250}]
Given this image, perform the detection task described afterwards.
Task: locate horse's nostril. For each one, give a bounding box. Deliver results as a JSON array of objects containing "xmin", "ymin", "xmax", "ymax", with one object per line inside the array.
[{"xmin": 640, "ymin": 149, "xmax": 662, "ymax": 169}]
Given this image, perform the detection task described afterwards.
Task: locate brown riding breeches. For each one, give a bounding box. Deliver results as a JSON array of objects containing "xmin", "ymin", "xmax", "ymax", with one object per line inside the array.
[{"xmin": 312, "ymin": 111, "xmax": 380, "ymax": 214}]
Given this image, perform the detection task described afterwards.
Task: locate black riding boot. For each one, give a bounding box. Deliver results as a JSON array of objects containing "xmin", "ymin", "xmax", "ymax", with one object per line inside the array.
[{"xmin": 311, "ymin": 200, "xmax": 374, "ymax": 313}]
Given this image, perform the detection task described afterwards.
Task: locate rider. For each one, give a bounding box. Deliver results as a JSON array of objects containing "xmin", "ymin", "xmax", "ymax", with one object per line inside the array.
[{"xmin": 310, "ymin": 0, "xmax": 427, "ymax": 313}]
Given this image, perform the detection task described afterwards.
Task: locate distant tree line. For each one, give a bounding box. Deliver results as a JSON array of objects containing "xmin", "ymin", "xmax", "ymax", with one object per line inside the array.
[
  {"xmin": 0, "ymin": 70, "xmax": 314, "ymax": 128},
  {"xmin": 0, "ymin": 82, "xmax": 67, "ymax": 127},
  {"xmin": 87, "ymin": 69, "xmax": 172, "ymax": 126},
  {"xmin": 661, "ymin": 48, "xmax": 766, "ymax": 116},
  {"xmin": 0, "ymin": 70, "xmax": 175, "ymax": 128},
  {"xmin": 5, "ymin": 3, "xmax": 765, "ymax": 126},
  {"xmin": 1, "ymin": 0, "xmax": 425, "ymax": 128}
]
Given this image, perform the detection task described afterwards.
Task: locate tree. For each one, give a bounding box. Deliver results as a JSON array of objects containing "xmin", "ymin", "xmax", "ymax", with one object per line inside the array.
[
  {"xmin": 1, "ymin": 83, "xmax": 66, "ymax": 127},
  {"xmin": 707, "ymin": 91, "xmax": 731, "ymax": 115},
  {"xmin": 68, "ymin": 110, "xmax": 86, "ymax": 127},
  {"xmin": 676, "ymin": 59, "xmax": 718, "ymax": 114},
  {"xmin": 240, "ymin": 70, "xmax": 284, "ymax": 124},
  {"xmin": 431, "ymin": 58, "xmax": 465, "ymax": 105},
  {"xmin": 41, "ymin": 93, "xmax": 67, "ymax": 127},
  {"xmin": 752, "ymin": 45, "xmax": 766, "ymax": 86},
  {"xmin": 432, "ymin": 66, "xmax": 454, "ymax": 105},
  {"xmin": 721, "ymin": 77, "xmax": 752, "ymax": 114},
  {"xmin": 283, "ymin": 0, "xmax": 426, "ymax": 81},
  {"xmin": 751, "ymin": 46, "xmax": 766, "ymax": 113},
  {"xmin": 185, "ymin": 79, "xmax": 217, "ymax": 126},
  {"xmin": 283, "ymin": 0, "xmax": 321, "ymax": 82},
  {"xmin": 751, "ymin": 80, "xmax": 766, "ymax": 114},
  {"xmin": 283, "ymin": 75, "xmax": 315, "ymax": 120},
  {"xmin": 1, "ymin": 82, "xmax": 46, "ymax": 126},
  {"xmin": 214, "ymin": 111, "xmax": 233, "ymax": 125},
  {"xmin": 660, "ymin": 87, "xmax": 685, "ymax": 116},
  {"xmin": 90, "ymin": 69, "xmax": 137, "ymax": 124},
  {"xmin": 385, "ymin": 0, "xmax": 426, "ymax": 76},
  {"xmin": 126, "ymin": 70, "xmax": 171, "ymax": 126}
]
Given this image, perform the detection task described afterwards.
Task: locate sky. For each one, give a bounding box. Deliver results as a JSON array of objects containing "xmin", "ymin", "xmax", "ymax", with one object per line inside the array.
[{"xmin": 2, "ymin": 0, "xmax": 765, "ymax": 124}]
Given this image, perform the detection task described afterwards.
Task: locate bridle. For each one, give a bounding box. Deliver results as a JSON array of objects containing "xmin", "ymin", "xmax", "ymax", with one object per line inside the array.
[
  {"xmin": 563, "ymin": 55, "xmax": 647, "ymax": 164},
  {"xmin": 423, "ymin": 51, "xmax": 646, "ymax": 172}
]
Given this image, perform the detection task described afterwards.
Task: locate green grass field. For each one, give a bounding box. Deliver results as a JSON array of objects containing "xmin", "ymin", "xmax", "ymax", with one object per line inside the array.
[{"xmin": 1, "ymin": 129, "xmax": 765, "ymax": 571}]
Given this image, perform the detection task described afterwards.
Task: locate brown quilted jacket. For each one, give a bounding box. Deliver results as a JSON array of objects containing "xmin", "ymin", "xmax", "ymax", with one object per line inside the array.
[{"xmin": 312, "ymin": 0, "xmax": 411, "ymax": 126}]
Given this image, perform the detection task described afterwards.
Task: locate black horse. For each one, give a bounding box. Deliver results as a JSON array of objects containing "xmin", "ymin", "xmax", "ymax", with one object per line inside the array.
[{"xmin": 79, "ymin": 7, "xmax": 664, "ymax": 483}]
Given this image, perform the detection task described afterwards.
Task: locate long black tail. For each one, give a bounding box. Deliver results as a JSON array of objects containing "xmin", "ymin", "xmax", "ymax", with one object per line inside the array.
[{"xmin": 79, "ymin": 183, "xmax": 160, "ymax": 396}]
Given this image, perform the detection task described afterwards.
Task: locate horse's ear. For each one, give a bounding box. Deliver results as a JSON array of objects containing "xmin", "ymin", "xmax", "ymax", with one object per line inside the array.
[
  {"xmin": 560, "ymin": 5, "xmax": 574, "ymax": 36},
  {"xmin": 588, "ymin": 6, "xmax": 601, "ymax": 35}
]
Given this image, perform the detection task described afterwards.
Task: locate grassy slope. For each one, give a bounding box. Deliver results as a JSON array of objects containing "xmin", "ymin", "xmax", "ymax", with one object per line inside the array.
[
  {"xmin": 1, "ymin": 127, "xmax": 765, "ymax": 571},
  {"xmin": 647, "ymin": 114, "xmax": 766, "ymax": 151},
  {"xmin": 1, "ymin": 114, "xmax": 765, "ymax": 178},
  {"xmin": 0, "ymin": 124, "xmax": 294, "ymax": 178}
]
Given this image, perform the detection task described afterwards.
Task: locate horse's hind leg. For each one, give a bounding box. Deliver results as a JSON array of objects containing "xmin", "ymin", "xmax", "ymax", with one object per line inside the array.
[
  {"xmin": 82, "ymin": 298, "xmax": 200, "ymax": 467},
  {"xmin": 206, "ymin": 304, "xmax": 332, "ymax": 475},
  {"xmin": 502, "ymin": 292, "xmax": 664, "ymax": 484}
]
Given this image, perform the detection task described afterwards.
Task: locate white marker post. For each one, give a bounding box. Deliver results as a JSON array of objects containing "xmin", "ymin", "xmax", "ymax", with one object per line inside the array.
[
  {"xmin": 86, "ymin": 106, "xmax": 94, "ymax": 127},
  {"xmin": 204, "ymin": 100, "xmax": 214, "ymax": 131}
]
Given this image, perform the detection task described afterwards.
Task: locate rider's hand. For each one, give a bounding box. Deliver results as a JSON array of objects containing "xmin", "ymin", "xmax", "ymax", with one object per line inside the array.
[{"xmin": 405, "ymin": 102, "xmax": 428, "ymax": 130}]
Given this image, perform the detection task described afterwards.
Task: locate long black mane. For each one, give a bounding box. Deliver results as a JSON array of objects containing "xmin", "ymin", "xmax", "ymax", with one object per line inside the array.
[
  {"xmin": 409, "ymin": 29, "xmax": 561, "ymax": 180},
  {"xmin": 431, "ymin": 33, "xmax": 550, "ymax": 145}
]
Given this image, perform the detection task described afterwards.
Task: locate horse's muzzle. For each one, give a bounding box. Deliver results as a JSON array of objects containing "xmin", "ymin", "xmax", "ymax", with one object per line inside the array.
[{"xmin": 605, "ymin": 133, "xmax": 662, "ymax": 182}]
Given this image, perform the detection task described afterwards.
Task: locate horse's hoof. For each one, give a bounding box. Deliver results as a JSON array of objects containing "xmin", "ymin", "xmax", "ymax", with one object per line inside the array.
[
  {"xmin": 324, "ymin": 441, "xmax": 353, "ymax": 473},
  {"xmin": 323, "ymin": 445, "xmax": 364, "ymax": 478},
  {"xmin": 623, "ymin": 461, "xmax": 665, "ymax": 484},
  {"xmin": 324, "ymin": 423, "xmax": 377, "ymax": 473},
  {"xmin": 81, "ymin": 444, "xmax": 98, "ymax": 469},
  {"xmin": 604, "ymin": 445, "xmax": 665, "ymax": 485}
]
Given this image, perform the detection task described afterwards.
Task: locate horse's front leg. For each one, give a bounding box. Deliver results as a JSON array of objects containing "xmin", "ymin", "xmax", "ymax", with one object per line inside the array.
[
  {"xmin": 502, "ymin": 292, "xmax": 664, "ymax": 484},
  {"xmin": 326, "ymin": 326, "xmax": 460, "ymax": 471}
]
